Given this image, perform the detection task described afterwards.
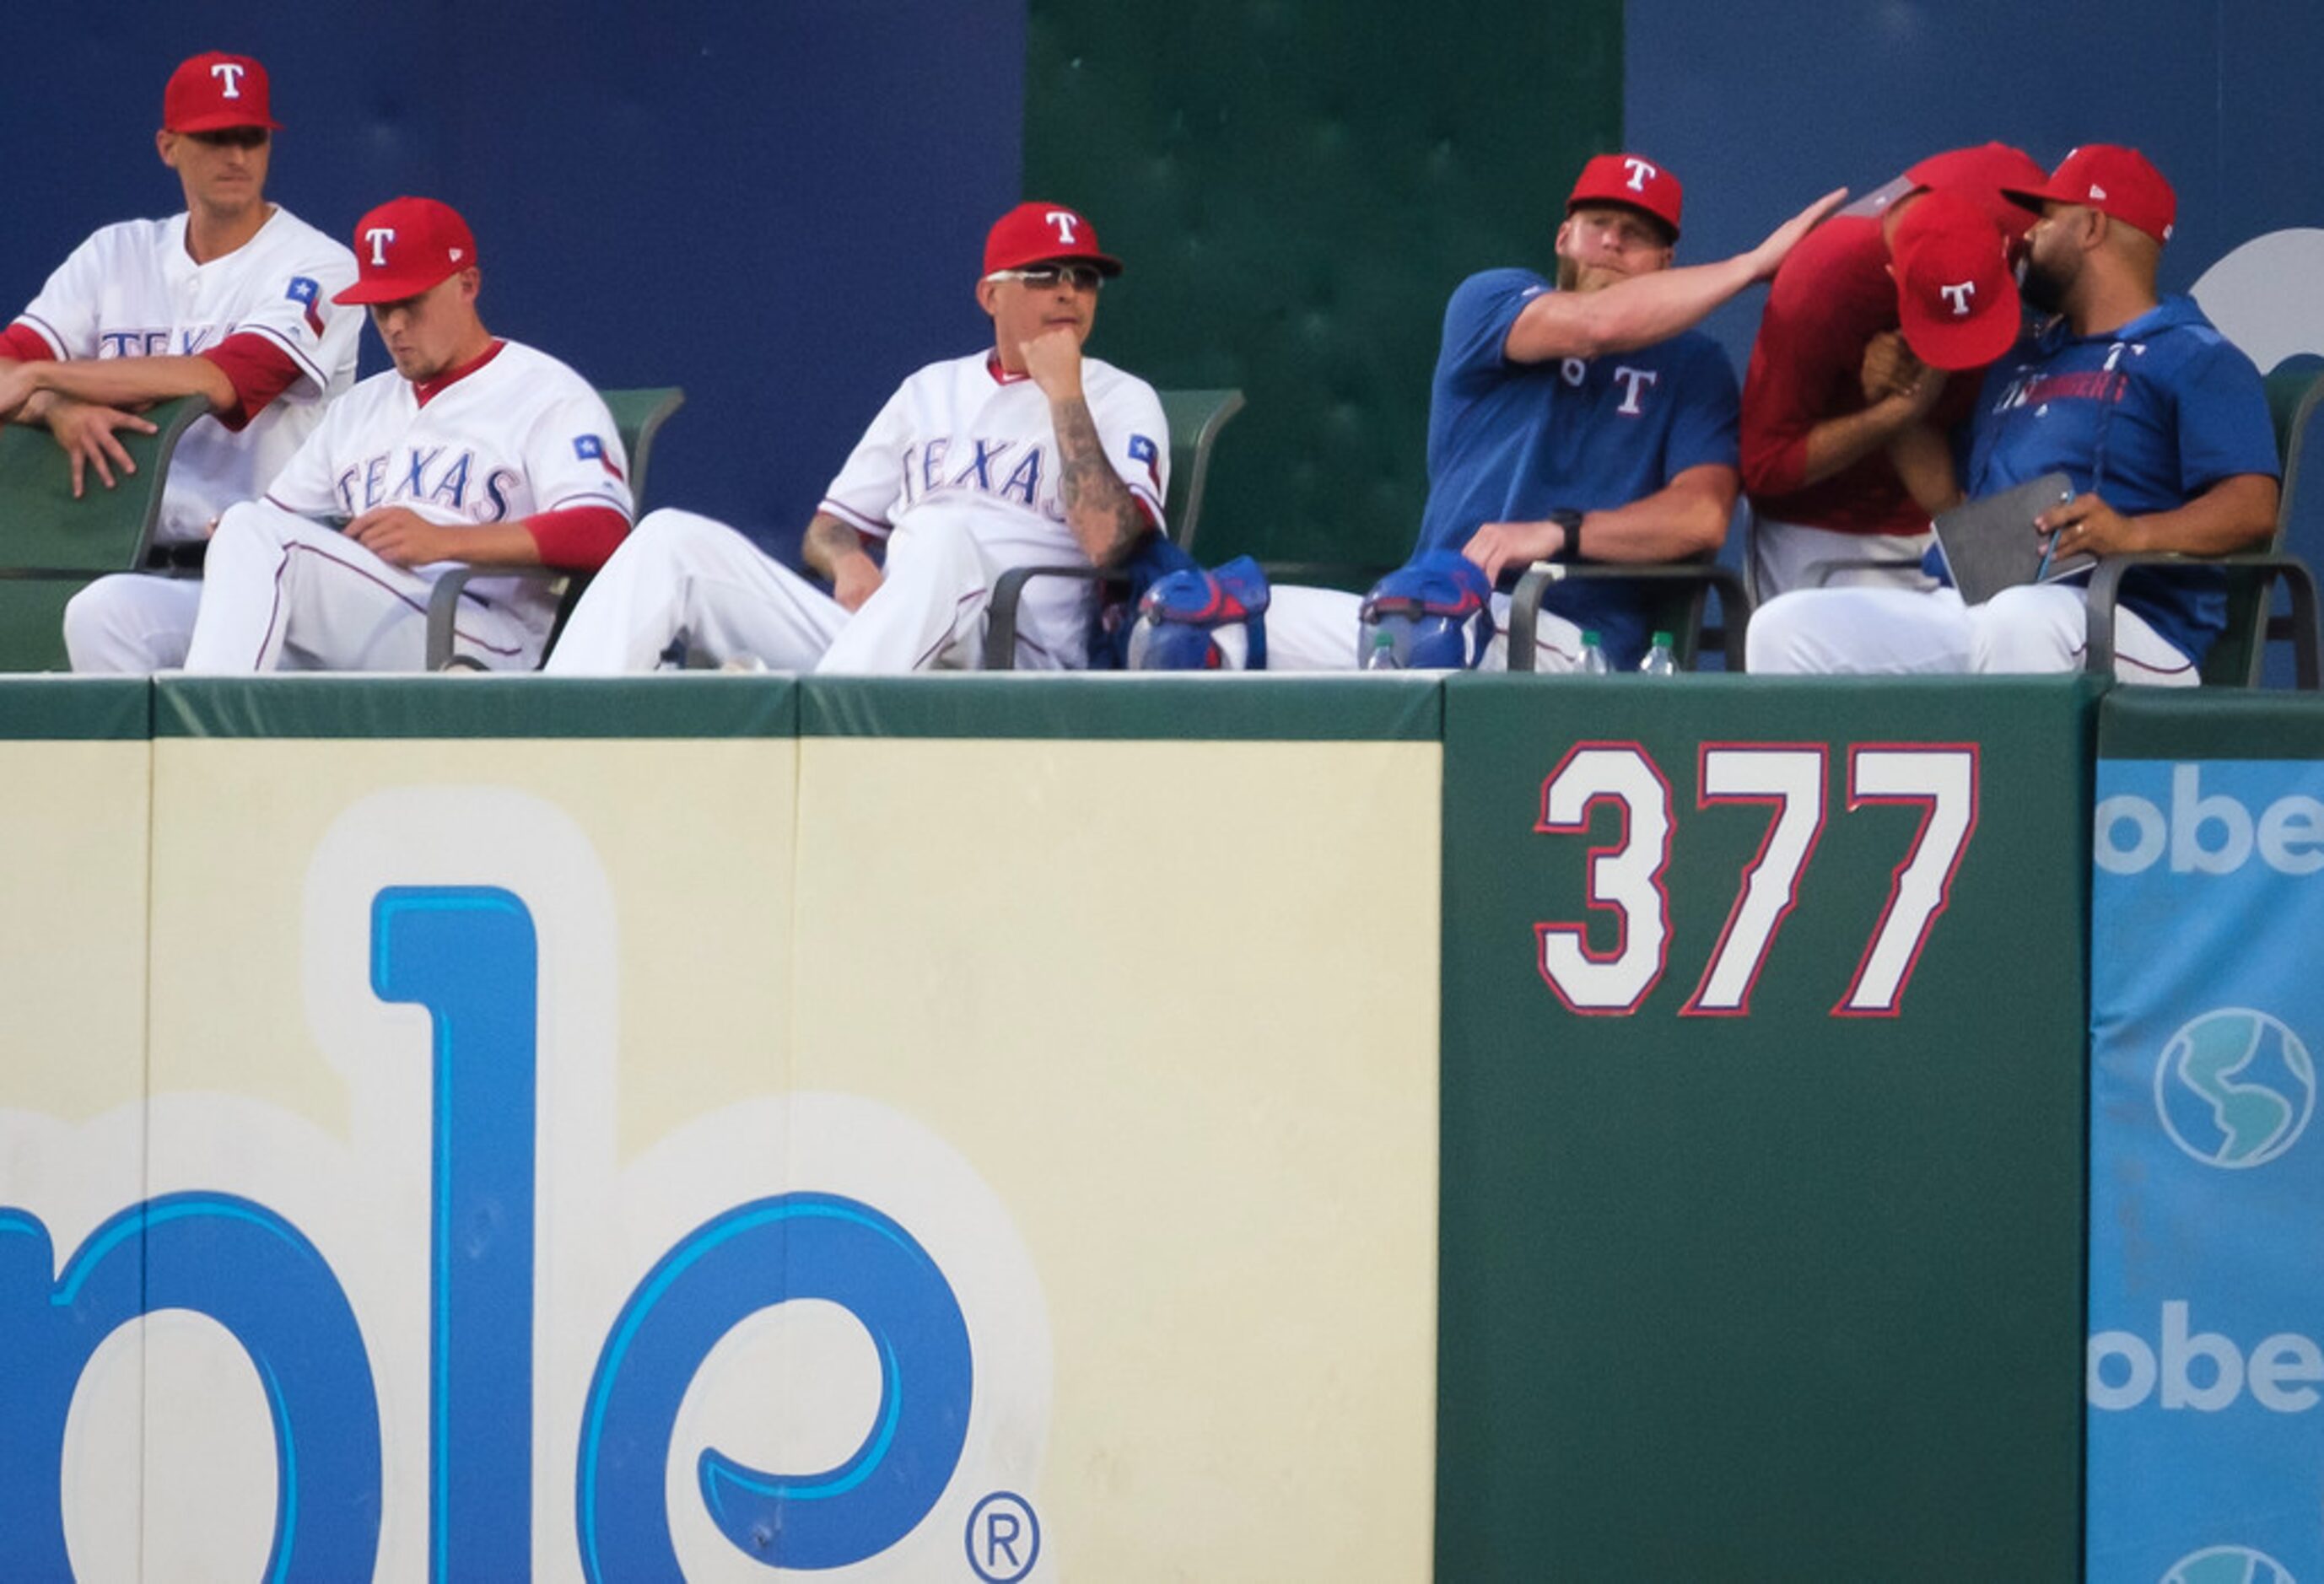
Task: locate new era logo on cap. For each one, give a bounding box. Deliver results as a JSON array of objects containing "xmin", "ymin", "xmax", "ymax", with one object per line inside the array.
[
  {"xmin": 1892, "ymin": 188, "xmax": 2022, "ymax": 370},
  {"xmin": 334, "ymin": 197, "xmax": 479, "ymax": 305},
  {"xmin": 1566, "ymin": 151, "xmax": 1684, "ymax": 240},
  {"xmin": 163, "ymin": 51, "xmax": 283, "ymax": 134}
]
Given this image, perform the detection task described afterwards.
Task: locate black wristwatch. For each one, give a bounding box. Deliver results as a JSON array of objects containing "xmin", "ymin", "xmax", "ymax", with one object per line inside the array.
[{"xmin": 1550, "ymin": 509, "xmax": 1584, "ymax": 562}]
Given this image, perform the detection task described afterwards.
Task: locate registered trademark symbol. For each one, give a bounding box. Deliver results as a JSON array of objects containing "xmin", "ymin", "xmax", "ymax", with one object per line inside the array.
[{"xmin": 965, "ymin": 1490, "xmax": 1040, "ymax": 1581}]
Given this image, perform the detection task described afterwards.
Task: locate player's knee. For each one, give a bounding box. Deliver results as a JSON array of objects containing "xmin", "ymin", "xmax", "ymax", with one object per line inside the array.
[
  {"xmin": 608, "ymin": 509, "xmax": 727, "ymax": 582},
  {"xmin": 63, "ymin": 576, "xmax": 159, "ymax": 673},
  {"xmin": 633, "ymin": 508, "xmax": 727, "ymax": 555},
  {"xmin": 1971, "ymin": 587, "xmax": 2077, "ymax": 673},
  {"xmin": 62, "ymin": 580, "xmax": 120, "ymax": 672},
  {"xmin": 204, "ymin": 500, "xmax": 303, "ymax": 564},
  {"xmin": 1744, "ymin": 590, "xmax": 1824, "ymax": 674}
]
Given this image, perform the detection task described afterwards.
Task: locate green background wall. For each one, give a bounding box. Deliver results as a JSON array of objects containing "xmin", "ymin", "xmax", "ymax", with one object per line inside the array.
[
  {"xmin": 1023, "ymin": 0, "xmax": 1625, "ymax": 574},
  {"xmin": 1437, "ymin": 675, "xmax": 2097, "ymax": 1580}
]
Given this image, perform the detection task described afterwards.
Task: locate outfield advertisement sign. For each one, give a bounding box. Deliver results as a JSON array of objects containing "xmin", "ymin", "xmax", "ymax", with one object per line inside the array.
[
  {"xmin": 2090, "ymin": 760, "xmax": 2324, "ymax": 1584},
  {"xmin": 0, "ymin": 682, "xmax": 1441, "ymax": 1581}
]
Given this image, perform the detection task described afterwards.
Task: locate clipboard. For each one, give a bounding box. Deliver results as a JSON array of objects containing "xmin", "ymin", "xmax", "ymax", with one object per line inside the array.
[{"xmin": 1929, "ymin": 472, "xmax": 2084, "ymax": 606}]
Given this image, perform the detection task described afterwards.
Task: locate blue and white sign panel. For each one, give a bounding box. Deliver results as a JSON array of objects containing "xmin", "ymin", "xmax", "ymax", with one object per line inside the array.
[{"xmin": 2090, "ymin": 760, "xmax": 2324, "ymax": 1584}]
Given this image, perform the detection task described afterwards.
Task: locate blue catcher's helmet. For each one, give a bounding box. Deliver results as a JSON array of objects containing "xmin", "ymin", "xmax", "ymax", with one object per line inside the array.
[
  {"xmin": 1129, "ymin": 555, "xmax": 1271, "ymax": 671},
  {"xmin": 1356, "ymin": 550, "xmax": 1494, "ymax": 670}
]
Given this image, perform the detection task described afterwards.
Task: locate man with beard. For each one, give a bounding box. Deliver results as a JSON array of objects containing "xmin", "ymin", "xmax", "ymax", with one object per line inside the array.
[
  {"xmin": 1745, "ymin": 146, "xmax": 2278, "ymax": 683},
  {"xmin": 1739, "ymin": 143, "xmax": 2044, "ymax": 597},
  {"xmin": 1262, "ymin": 154, "xmax": 1844, "ymax": 671}
]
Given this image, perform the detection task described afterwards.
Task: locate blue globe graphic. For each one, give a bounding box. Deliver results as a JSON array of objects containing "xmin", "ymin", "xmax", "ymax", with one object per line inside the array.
[
  {"xmin": 2162, "ymin": 1543, "xmax": 2296, "ymax": 1584},
  {"xmin": 2154, "ymin": 1008, "xmax": 2316, "ymax": 1169}
]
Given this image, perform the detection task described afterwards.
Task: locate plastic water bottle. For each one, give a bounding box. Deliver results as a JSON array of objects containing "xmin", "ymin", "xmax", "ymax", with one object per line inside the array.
[
  {"xmin": 1638, "ymin": 631, "xmax": 1678, "ymax": 676},
  {"xmin": 1362, "ymin": 632, "xmax": 1401, "ymax": 670},
  {"xmin": 1577, "ymin": 630, "xmax": 1611, "ymax": 674}
]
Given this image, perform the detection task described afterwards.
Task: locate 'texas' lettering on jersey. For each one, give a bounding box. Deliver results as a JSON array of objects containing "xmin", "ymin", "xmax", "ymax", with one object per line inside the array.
[
  {"xmin": 98, "ymin": 326, "xmax": 223, "ymax": 358},
  {"xmin": 899, "ymin": 432, "xmax": 1162, "ymax": 520},
  {"xmin": 96, "ymin": 278, "xmax": 330, "ymax": 357},
  {"xmin": 332, "ymin": 446, "xmax": 522, "ymax": 522},
  {"xmin": 902, "ymin": 436, "xmax": 1052, "ymax": 516}
]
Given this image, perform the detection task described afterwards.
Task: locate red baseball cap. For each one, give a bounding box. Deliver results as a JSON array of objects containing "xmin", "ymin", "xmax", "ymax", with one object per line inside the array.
[
  {"xmin": 2009, "ymin": 144, "xmax": 2177, "ymax": 245},
  {"xmin": 1567, "ymin": 152, "xmax": 1683, "ymax": 240},
  {"xmin": 1892, "ymin": 188, "xmax": 2022, "ymax": 370},
  {"xmin": 164, "ymin": 51, "xmax": 281, "ymax": 134},
  {"xmin": 1905, "ymin": 142, "xmax": 2046, "ymax": 240},
  {"xmin": 333, "ymin": 197, "xmax": 478, "ymax": 304},
  {"xmin": 984, "ymin": 202, "xmax": 1123, "ymax": 277}
]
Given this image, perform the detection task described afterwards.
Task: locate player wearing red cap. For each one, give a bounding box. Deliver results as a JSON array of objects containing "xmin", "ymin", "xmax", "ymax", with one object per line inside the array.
[
  {"xmin": 0, "ymin": 51, "xmax": 359, "ymax": 671},
  {"xmin": 1747, "ymin": 146, "xmax": 2278, "ymax": 682},
  {"xmin": 1739, "ymin": 143, "xmax": 2046, "ymax": 598},
  {"xmin": 545, "ymin": 201, "xmax": 1168, "ymax": 673},
  {"xmin": 175, "ymin": 197, "xmax": 634, "ymax": 671},
  {"xmin": 1263, "ymin": 154, "xmax": 1844, "ymax": 671}
]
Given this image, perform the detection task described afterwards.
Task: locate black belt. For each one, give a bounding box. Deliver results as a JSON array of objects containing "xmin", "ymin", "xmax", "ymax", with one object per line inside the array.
[{"xmin": 143, "ymin": 541, "xmax": 208, "ymax": 572}]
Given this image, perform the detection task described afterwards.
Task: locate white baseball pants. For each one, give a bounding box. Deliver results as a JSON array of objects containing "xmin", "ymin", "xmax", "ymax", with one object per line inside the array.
[
  {"xmin": 1750, "ymin": 516, "xmax": 1935, "ymax": 601},
  {"xmin": 1746, "ymin": 583, "xmax": 2200, "ymax": 684},
  {"xmin": 544, "ymin": 508, "xmax": 1089, "ymax": 675},
  {"xmin": 64, "ymin": 575, "xmax": 203, "ymax": 673},
  {"xmin": 179, "ymin": 500, "xmax": 542, "ymax": 673}
]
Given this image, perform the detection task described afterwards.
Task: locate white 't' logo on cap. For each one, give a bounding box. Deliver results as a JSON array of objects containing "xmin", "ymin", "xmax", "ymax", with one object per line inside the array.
[
  {"xmin": 1046, "ymin": 210, "xmax": 1081, "ymax": 245},
  {"xmin": 2090, "ymin": 184, "xmax": 2109, "ymax": 201},
  {"xmin": 1939, "ymin": 280, "xmax": 1976, "ymax": 315},
  {"xmin": 210, "ymin": 62, "xmax": 246, "ymax": 98},
  {"xmin": 366, "ymin": 229, "xmax": 396, "ymax": 267},
  {"xmin": 1623, "ymin": 157, "xmax": 1658, "ymax": 192}
]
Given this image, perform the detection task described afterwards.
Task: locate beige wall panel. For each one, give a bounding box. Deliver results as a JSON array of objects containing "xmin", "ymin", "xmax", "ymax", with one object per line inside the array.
[{"xmin": 794, "ymin": 736, "xmax": 1441, "ymax": 1582}]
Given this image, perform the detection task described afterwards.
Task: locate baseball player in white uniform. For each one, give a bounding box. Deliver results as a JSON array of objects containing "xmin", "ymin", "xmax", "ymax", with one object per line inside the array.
[
  {"xmin": 178, "ymin": 196, "xmax": 633, "ymax": 671},
  {"xmin": 544, "ymin": 201, "xmax": 1167, "ymax": 674},
  {"xmin": 0, "ymin": 51, "xmax": 360, "ymax": 671}
]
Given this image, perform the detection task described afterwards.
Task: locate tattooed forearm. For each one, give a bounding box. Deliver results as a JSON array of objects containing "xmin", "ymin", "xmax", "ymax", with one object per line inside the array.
[
  {"xmin": 801, "ymin": 511, "xmax": 866, "ymax": 579},
  {"xmin": 1052, "ymin": 396, "xmax": 1148, "ymax": 566}
]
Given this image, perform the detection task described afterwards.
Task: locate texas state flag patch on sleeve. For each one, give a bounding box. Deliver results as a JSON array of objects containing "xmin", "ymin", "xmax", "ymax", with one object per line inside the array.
[
  {"xmin": 574, "ymin": 434, "xmax": 624, "ymax": 480},
  {"xmin": 1129, "ymin": 433, "xmax": 1161, "ymax": 489},
  {"xmin": 284, "ymin": 277, "xmax": 326, "ymax": 336}
]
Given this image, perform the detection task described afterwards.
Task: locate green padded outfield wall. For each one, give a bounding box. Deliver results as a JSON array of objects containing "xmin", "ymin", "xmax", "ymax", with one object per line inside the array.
[
  {"xmin": 1023, "ymin": 0, "xmax": 1624, "ymax": 573},
  {"xmin": 1437, "ymin": 675, "xmax": 2098, "ymax": 1580}
]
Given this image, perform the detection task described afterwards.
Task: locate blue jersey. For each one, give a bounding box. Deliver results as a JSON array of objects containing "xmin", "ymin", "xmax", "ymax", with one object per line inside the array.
[
  {"xmin": 1944, "ymin": 295, "xmax": 2278, "ymax": 663},
  {"xmin": 1414, "ymin": 269, "xmax": 1740, "ymax": 668}
]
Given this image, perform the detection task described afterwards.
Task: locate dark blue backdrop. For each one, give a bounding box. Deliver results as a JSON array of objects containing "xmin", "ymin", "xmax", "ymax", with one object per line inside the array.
[
  {"xmin": 1626, "ymin": 0, "xmax": 2324, "ymax": 372},
  {"xmin": 12, "ymin": 3, "xmax": 2324, "ymax": 566},
  {"xmin": 0, "ymin": 1, "xmax": 1025, "ymax": 554}
]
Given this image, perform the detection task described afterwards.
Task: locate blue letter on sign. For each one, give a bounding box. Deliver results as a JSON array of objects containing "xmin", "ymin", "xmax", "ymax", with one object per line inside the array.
[
  {"xmin": 0, "ymin": 1194, "xmax": 381, "ymax": 1580},
  {"xmin": 372, "ymin": 886, "xmax": 538, "ymax": 1583},
  {"xmin": 577, "ymin": 1194, "xmax": 974, "ymax": 1577}
]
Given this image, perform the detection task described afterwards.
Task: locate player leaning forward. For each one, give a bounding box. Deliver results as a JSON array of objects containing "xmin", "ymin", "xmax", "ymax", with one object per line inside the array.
[
  {"xmin": 547, "ymin": 202, "xmax": 1167, "ymax": 673},
  {"xmin": 175, "ymin": 197, "xmax": 634, "ymax": 671},
  {"xmin": 1263, "ymin": 155, "xmax": 1843, "ymax": 672},
  {"xmin": 1746, "ymin": 147, "xmax": 2278, "ymax": 683},
  {"xmin": 0, "ymin": 51, "xmax": 359, "ymax": 671}
]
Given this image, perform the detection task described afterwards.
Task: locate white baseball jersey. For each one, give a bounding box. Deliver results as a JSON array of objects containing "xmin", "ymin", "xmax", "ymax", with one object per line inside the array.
[
  {"xmin": 11, "ymin": 207, "xmax": 360, "ymax": 540},
  {"xmin": 260, "ymin": 339, "xmax": 634, "ymax": 634},
  {"xmin": 546, "ymin": 348, "xmax": 1167, "ymax": 676},
  {"xmin": 821, "ymin": 350, "xmax": 1169, "ymax": 563}
]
